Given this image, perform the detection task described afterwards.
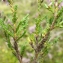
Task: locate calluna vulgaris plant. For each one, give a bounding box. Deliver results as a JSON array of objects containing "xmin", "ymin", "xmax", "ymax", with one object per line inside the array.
[{"xmin": 0, "ymin": 0, "xmax": 63, "ymax": 63}]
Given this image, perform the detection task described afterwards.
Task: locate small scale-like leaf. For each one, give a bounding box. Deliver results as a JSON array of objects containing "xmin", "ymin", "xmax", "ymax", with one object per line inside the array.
[
  {"xmin": 42, "ymin": 46, "xmax": 49, "ymax": 55},
  {"xmin": 49, "ymin": 16, "xmax": 54, "ymax": 24},
  {"xmin": 57, "ymin": 7, "xmax": 63, "ymax": 19},
  {"xmin": 12, "ymin": 5, "xmax": 18, "ymax": 23},
  {"xmin": 0, "ymin": 18, "xmax": 13, "ymax": 37},
  {"xmin": 44, "ymin": 4, "xmax": 48, "ymax": 9},
  {"xmin": 17, "ymin": 31, "xmax": 26, "ymax": 41},
  {"xmin": 4, "ymin": 31, "xmax": 13, "ymax": 50},
  {"xmin": 16, "ymin": 14, "xmax": 29, "ymax": 32},
  {"xmin": 20, "ymin": 45, "xmax": 26, "ymax": 57},
  {"xmin": 28, "ymin": 33, "xmax": 35, "ymax": 43}
]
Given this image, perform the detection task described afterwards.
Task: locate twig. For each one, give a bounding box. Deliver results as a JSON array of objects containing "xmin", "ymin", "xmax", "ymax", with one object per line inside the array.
[{"xmin": 13, "ymin": 39, "xmax": 22, "ymax": 63}]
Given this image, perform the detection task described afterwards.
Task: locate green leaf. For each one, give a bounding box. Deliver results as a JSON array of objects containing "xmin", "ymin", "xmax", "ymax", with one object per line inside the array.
[
  {"xmin": 59, "ymin": 21, "xmax": 63, "ymax": 28},
  {"xmin": 42, "ymin": 46, "xmax": 49, "ymax": 55},
  {"xmin": 36, "ymin": 24, "xmax": 42, "ymax": 34},
  {"xmin": 17, "ymin": 31, "xmax": 26, "ymax": 41},
  {"xmin": 4, "ymin": 31, "xmax": 13, "ymax": 50},
  {"xmin": 35, "ymin": 13, "xmax": 44, "ymax": 34},
  {"xmin": 56, "ymin": 20, "xmax": 63, "ymax": 28},
  {"xmin": 16, "ymin": 14, "xmax": 29, "ymax": 32},
  {"xmin": 12, "ymin": 5, "xmax": 18, "ymax": 23},
  {"xmin": 28, "ymin": 33, "xmax": 35, "ymax": 42},
  {"xmin": 20, "ymin": 45, "xmax": 26, "ymax": 57},
  {"xmin": 8, "ymin": 0, "xmax": 13, "ymax": 4},
  {"xmin": 49, "ymin": 16, "xmax": 54, "ymax": 24},
  {"xmin": 57, "ymin": 7, "xmax": 63, "ymax": 19},
  {"xmin": 0, "ymin": 18, "xmax": 13, "ymax": 37},
  {"xmin": 44, "ymin": 4, "xmax": 48, "ymax": 8}
]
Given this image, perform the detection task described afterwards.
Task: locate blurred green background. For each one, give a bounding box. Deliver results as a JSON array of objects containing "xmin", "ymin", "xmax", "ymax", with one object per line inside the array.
[{"xmin": 0, "ymin": 0, "xmax": 63, "ymax": 63}]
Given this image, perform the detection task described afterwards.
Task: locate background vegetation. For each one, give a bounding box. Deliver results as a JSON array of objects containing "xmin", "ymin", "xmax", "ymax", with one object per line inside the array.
[{"xmin": 0, "ymin": 0, "xmax": 63, "ymax": 63}]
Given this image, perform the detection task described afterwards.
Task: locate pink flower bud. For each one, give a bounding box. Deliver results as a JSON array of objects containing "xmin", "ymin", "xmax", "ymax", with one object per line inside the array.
[{"xmin": 28, "ymin": 25, "xmax": 36, "ymax": 33}]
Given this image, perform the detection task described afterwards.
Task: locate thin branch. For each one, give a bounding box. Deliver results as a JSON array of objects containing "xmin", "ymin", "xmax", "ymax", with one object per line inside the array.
[
  {"xmin": 37, "ymin": 31, "xmax": 50, "ymax": 52},
  {"xmin": 29, "ymin": 42, "xmax": 37, "ymax": 52},
  {"xmin": 37, "ymin": 8, "xmax": 58, "ymax": 52},
  {"xmin": 13, "ymin": 39, "xmax": 22, "ymax": 63}
]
